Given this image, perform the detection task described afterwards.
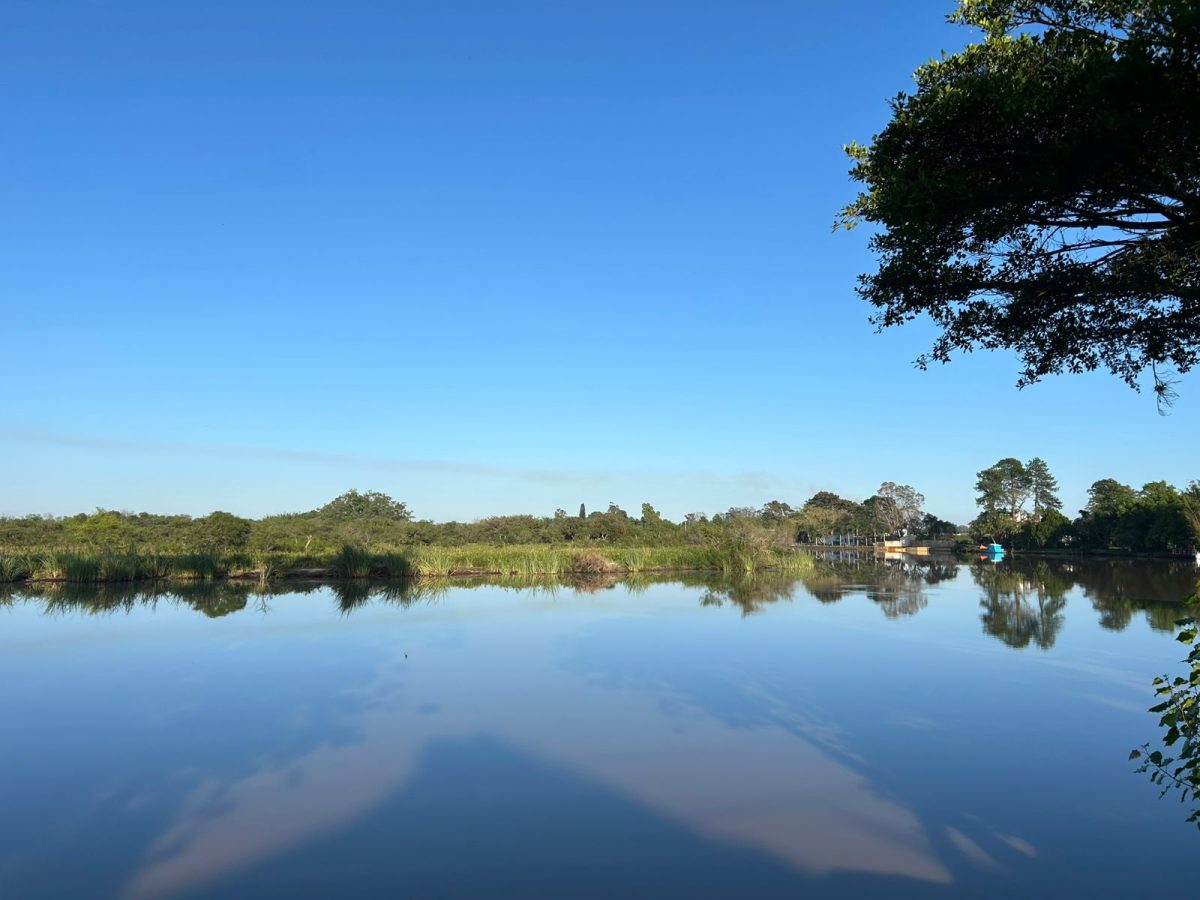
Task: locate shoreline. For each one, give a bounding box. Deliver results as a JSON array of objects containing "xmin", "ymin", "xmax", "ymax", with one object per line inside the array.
[
  {"xmin": 0, "ymin": 543, "xmax": 816, "ymax": 585},
  {"xmin": 8, "ymin": 563, "xmax": 754, "ymax": 586}
]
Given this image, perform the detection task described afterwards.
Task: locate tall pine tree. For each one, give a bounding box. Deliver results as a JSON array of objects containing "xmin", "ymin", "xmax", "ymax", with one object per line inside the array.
[{"xmin": 1026, "ymin": 458, "xmax": 1062, "ymax": 519}]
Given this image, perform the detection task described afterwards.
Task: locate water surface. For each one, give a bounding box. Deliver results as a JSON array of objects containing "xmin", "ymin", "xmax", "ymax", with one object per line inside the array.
[{"xmin": 2, "ymin": 557, "xmax": 1196, "ymax": 898}]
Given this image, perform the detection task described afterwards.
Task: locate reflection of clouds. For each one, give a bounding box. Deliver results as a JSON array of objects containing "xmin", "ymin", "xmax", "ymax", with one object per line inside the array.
[
  {"xmin": 952, "ymin": 815, "xmax": 1038, "ymax": 867},
  {"xmin": 124, "ymin": 697, "xmax": 424, "ymax": 899},
  {"xmin": 564, "ymin": 713, "xmax": 949, "ymax": 883},
  {"xmin": 124, "ymin": 592, "xmax": 955, "ymax": 897},
  {"xmin": 996, "ymin": 833, "xmax": 1037, "ymax": 858},
  {"xmin": 735, "ymin": 677, "xmax": 862, "ymax": 758},
  {"xmin": 890, "ymin": 714, "xmax": 943, "ymax": 732},
  {"xmin": 1074, "ymin": 692, "xmax": 1151, "ymax": 714},
  {"xmin": 945, "ymin": 827, "xmax": 1003, "ymax": 871}
]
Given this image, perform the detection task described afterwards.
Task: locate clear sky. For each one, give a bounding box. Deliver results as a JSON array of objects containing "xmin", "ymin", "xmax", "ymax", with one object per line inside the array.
[{"xmin": 2, "ymin": 0, "xmax": 1195, "ymax": 525}]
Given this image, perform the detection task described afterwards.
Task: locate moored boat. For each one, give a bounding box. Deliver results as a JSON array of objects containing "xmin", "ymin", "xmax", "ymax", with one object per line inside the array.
[{"xmin": 978, "ymin": 538, "xmax": 1005, "ymax": 559}]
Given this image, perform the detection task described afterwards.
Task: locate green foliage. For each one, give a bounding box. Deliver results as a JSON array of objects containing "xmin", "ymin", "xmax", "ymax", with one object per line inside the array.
[
  {"xmin": 1026, "ymin": 457, "xmax": 1062, "ymax": 516},
  {"xmin": 974, "ymin": 470, "xmax": 1195, "ymax": 554},
  {"xmin": 794, "ymin": 491, "xmax": 879, "ymax": 542},
  {"xmin": 970, "ymin": 508, "xmax": 1022, "ymax": 542},
  {"xmin": 841, "ymin": 0, "xmax": 1200, "ymax": 393},
  {"xmin": 4, "ymin": 467, "xmax": 1195, "ymax": 587},
  {"xmin": 759, "ymin": 500, "xmax": 795, "ymax": 522},
  {"xmin": 196, "ymin": 511, "xmax": 251, "ymax": 552},
  {"xmin": 1014, "ymin": 508, "xmax": 1073, "ymax": 549},
  {"xmin": 172, "ymin": 553, "xmax": 227, "ymax": 580},
  {"xmin": 65, "ymin": 510, "xmax": 131, "ymax": 550},
  {"xmin": 804, "ymin": 491, "xmax": 857, "ymax": 511},
  {"xmin": 972, "ymin": 457, "xmax": 1070, "ymax": 544},
  {"xmin": 1087, "ymin": 478, "xmax": 1140, "ymax": 518},
  {"xmin": 320, "ymin": 489, "xmax": 412, "ymax": 522},
  {"xmin": 332, "ymin": 544, "xmax": 376, "ymax": 579},
  {"xmin": 1132, "ymin": 594, "xmax": 1200, "ymax": 828},
  {"xmin": 918, "ymin": 513, "xmax": 960, "ymax": 539},
  {"xmin": 1076, "ymin": 479, "xmax": 1194, "ymax": 552},
  {"xmin": 871, "ymin": 482, "xmax": 925, "ymax": 535},
  {"xmin": 1183, "ymin": 482, "xmax": 1200, "ymax": 544},
  {"xmin": 976, "ymin": 458, "xmax": 1033, "ymax": 517}
]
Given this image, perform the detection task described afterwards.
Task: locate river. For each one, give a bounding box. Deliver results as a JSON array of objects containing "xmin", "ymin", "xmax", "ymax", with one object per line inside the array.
[{"xmin": 1, "ymin": 556, "xmax": 1195, "ymax": 898}]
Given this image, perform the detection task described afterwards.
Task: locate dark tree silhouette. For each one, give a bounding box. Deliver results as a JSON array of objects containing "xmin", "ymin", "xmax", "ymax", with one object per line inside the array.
[{"xmin": 841, "ymin": 1, "xmax": 1200, "ymax": 402}]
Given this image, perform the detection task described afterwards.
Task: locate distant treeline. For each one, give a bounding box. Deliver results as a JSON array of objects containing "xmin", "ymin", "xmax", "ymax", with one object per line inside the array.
[
  {"xmin": 0, "ymin": 486, "xmax": 954, "ymax": 558},
  {"xmin": 968, "ymin": 458, "xmax": 1200, "ymax": 555},
  {"xmin": 1, "ymin": 463, "xmax": 1196, "ymax": 562}
]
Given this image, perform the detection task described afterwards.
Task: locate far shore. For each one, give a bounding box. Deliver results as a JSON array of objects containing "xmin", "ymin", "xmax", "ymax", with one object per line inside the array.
[{"xmin": 0, "ymin": 542, "xmax": 816, "ymax": 586}]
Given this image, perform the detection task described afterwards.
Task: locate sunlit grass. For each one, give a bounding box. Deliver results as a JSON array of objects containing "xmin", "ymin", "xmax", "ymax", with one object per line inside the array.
[{"xmin": 0, "ymin": 537, "xmax": 812, "ymax": 584}]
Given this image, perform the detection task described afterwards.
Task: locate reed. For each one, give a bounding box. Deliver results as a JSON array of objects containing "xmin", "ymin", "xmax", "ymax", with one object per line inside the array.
[
  {"xmin": 332, "ymin": 544, "xmax": 374, "ymax": 579},
  {"xmin": 171, "ymin": 552, "xmax": 226, "ymax": 580},
  {"xmin": 0, "ymin": 554, "xmax": 35, "ymax": 582},
  {"xmin": 0, "ymin": 539, "xmax": 812, "ymax": 584}
]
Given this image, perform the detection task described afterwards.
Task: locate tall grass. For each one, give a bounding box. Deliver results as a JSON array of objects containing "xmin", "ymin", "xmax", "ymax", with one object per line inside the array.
[
  {"xmin": 0, "ymin": 555, "xmax": 35, "ymax": 582},
  {"xmin": 332, "ymin": 544, "xmax": 374, "ymax": 579},
  {"xmin": 0, "ymin": 537, "xmax": 812, "ymax": 584},
  {"xmin": 172, "ymin": 553, "xmax": 227, "ymax": 580}
]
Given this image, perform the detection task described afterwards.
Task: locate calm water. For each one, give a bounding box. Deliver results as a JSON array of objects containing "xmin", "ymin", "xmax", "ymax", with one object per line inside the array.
[{"xmin": 1, "ymin": 557, "xmax": 1197, "ymax": 899}]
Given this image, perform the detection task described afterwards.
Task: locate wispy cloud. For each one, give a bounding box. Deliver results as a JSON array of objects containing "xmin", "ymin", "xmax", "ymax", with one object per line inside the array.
[{"xmin": 0, "ymin": 428, "xmax": 812, "ymax": 495}]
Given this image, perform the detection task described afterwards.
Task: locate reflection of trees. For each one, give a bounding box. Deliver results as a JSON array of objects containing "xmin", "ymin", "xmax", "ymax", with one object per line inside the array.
[
  {"xmin": 867, "ymin": 583, "xmax": 927, "ymax": 619},
  {"xmin": 1, "ymin": 581, "xmax": 321, "ymax": 617},
  {"xmin": 980, "ymin": 592, "xmax": 1066, "ymax": 650},
  {"xmin": 970, "ymin": 557, "xmax": 1196, "ymax": 641},
  {"xmin": 972, "ymin": 561, "xmax": 1068, "ymax": 649},
  {"xmin": 563, "ymin": 574, "xmax": 622, "ymax": 595},
  {"xmin": 1068, "ymin": 559, "xmax": 1197, "ymax": 634},
  {"xmin": 330, "ymin": 579, "xmax": 374, "ymax": 612},
  {"xmin": 191, "ymin": 592, "xmax": 249, "ymax": 618},
  {"xmin": 974, "ymin": 564, "xmax": 1070, "ymax": 648},
  {"xmin": 4, "ymin": 558, "xmax": 1193, "ymax": 637},
  {"xmin": 699, "ymin": 575, "xmax": 798, "ymax": 616},
  {"xmin": 869, "ymin": 560, "xmax": 956, "ymax": 618},
  {"xmin": 796, "ymin": 557, "xmax": 957, "ymax": 619},
  {"xmin": 331, "ymin": 579, "xmax": 451, "ymax": 611}
]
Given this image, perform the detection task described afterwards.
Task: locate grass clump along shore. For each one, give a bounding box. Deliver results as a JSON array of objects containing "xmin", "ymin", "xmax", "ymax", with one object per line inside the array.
[{"xmin": 0, "ymin": 491, "xmax": 813, "ymax": 585}]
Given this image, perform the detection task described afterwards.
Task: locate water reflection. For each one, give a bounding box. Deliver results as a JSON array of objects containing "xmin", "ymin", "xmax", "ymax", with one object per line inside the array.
[
  {"xmin": 4, "ymin": 557, "xmax": 1196, "ymax": 652},
  {"xmin": 2, "ymin": 565, "xmax": 1196, "ymax": 898},
  {"xmin": 972, "ymin": 562, "xmax": 1069, "ymax": 649},
  {"xmin": 798, "ymin": 557, "xmax": 958, "ymax": 619}
]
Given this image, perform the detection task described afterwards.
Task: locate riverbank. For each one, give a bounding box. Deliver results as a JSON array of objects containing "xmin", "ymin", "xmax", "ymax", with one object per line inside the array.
[{"xmin": 0, "ymin": 541, "xmax": 814, "ymax": 584}]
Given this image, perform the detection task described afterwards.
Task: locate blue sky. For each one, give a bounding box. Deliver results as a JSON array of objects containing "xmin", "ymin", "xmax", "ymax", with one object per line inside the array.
[{"xmin": 2, "ymin": 0, "xmax": 1195, "ymax": 525}]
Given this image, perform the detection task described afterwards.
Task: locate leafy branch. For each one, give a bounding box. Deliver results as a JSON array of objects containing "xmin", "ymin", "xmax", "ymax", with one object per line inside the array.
[{"xmin": 1131, "ymin": 606, "xmax": 1200, "ymax": 828}]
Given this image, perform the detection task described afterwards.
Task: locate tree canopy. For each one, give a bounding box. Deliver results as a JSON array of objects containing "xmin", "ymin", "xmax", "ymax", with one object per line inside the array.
[
  {"xmin": 1026, "ymin": 457, "xmax": 1062, "ymax": 516},
  {"xmin": 319, "ymin": 490, "xmax": 412, "ymax": 522},
  {"xmin": 873, "ymin": 481, "xmax": 926, "ymax": 535},
  {"xmin": 972, "ymin": 457, "xmax": 1072, "ymax": 544},
  {"xmin": 840, "ymin": 0, "xmax": 1200, "ymax": 403}
]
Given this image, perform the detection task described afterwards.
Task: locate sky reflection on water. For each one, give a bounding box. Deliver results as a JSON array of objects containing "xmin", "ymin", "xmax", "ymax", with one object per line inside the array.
[{"xmin": 1, "ymin": 558, "xmax": 1196, "ymax": 898}]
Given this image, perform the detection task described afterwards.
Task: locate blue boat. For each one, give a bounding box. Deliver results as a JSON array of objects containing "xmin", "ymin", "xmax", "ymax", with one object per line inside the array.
[
  {"xmin": 978, "ymin": 538, "xmax": 1005, "ymax": 559},
  {"xmin": 974, "ymin": 540, "xmax": 1003, "ymax": 561}
]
